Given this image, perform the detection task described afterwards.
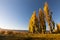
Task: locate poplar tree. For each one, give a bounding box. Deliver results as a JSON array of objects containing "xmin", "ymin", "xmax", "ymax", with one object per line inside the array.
[
  {"xmin": 29, "ymin": 11, "xmax": 39, "ymax": 33},
  {"xmin": 56, "ymin": 24, "xmax": 60, "ymax": 33},
  {"xmin": 44, "ymin": 2, "xmax": 55, "ymax": 33},
  {"xmin": 38, "ymin": 8, "xmax": 46, "ymax": 33}
]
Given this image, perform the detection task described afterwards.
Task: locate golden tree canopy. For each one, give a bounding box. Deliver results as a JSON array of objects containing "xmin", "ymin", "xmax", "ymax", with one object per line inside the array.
[
  {"xmin": 57, "ymin": 24, "xmax": 60, "ymax": 31},
  {"xmin": 44, "ymin": 2, "xmax": 49, "ymax": 16},
  {"xmin": 29, "ymin": 11, "xmax": 39, "ymax": 33},
  {"xmin": 38, "ymin": 8, "xmax": 46, "ymax": 33}
]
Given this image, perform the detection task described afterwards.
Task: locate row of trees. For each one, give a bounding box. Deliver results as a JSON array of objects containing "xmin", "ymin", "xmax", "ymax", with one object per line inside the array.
[{"xmin": 29, "ymin": 2, "xmax": 55, "ymax": 33}]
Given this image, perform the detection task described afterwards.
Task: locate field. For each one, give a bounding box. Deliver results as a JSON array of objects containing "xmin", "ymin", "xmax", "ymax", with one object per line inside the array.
[
  {"xmin": 0, "ymin": 29, "xmax": 60, "ymax": 40},
  {"xmin": 0, "ymin": 32, "xmax": 60, "ymax": 40}
]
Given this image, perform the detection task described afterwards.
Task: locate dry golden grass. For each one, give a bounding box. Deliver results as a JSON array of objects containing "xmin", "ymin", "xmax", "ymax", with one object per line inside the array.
[
  {"xmin": 0, "ymin": 32, "xmax": 60, "ymax": 40},
  {"xmin": 0, "ymin": 30, "xmax": 60, "ymax": 40}
]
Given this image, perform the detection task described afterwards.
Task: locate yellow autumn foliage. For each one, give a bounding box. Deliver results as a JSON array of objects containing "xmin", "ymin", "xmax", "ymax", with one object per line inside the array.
[
  {"xmin": 57, "ymin": 24, "xmax": 60, "ymax": 32},
  {"xmin": 29, "ymin": 2, "xmax": 55, "ymax": 33},
  {"xmin": 29, "ymin": 11, "xmax": 39, "ymax": 33},
  {"xmin": 44, "ymin": 2, "xmax": 54, "ymax": 33},
  {"xmin": 38, "ymin": 8, "xmax": 46, "ymax": 33}
]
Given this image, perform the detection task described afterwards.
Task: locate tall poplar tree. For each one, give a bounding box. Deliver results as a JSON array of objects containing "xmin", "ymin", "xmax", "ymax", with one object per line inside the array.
[
  {"xmin": 29, "ymin": 11, "xmax": 39, "ymax": 33},
  {"xmin": 44, "ymin": 2, "xmax": 55, "ymax": 33},
  {"xmin": 38, "ymin": 8, "xmax": 46, "ymax": 33}
]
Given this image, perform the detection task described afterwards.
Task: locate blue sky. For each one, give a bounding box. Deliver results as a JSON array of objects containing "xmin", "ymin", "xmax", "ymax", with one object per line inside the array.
[{"xmin": 0, "ymin": 0, "xmax": 60, "ymax": 30}]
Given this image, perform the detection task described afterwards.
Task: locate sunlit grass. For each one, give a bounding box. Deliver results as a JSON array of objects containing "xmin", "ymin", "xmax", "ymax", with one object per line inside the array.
[{"xmin": 0, "ymin": 31, "xmax": 60, "ymax": 40}]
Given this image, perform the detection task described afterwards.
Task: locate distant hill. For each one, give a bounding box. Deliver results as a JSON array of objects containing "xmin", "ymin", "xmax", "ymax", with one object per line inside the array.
[{"xmin": 0, "ymin": 28, "xmax": 28, "ymax": 33}]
